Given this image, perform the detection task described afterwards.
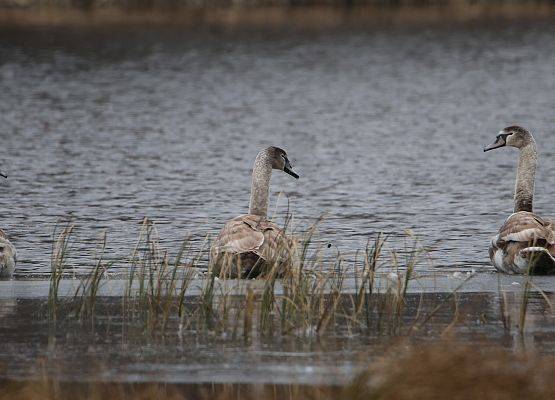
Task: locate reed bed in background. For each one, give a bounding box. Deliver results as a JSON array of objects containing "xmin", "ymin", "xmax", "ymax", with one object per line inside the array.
[
  {"xmin": 3, "ymin": 0, "xmax": 555, "ymax": 9},
  {"xmin": 2, "ymin": 3, "xmax": 554, "ymax": 32},
  {"xmin": 2, "ymin": 341, "xmax": 555, "ymax": 400}
]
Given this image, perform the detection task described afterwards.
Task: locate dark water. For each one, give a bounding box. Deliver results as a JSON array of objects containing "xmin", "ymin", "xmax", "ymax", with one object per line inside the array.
[
  {"xmin": 1, "ymin": 23, "xmax": 554, "ymax": 276},
  {"xmin": 0, "ymin": 291, "xmax": 553, "ymax": 384}
]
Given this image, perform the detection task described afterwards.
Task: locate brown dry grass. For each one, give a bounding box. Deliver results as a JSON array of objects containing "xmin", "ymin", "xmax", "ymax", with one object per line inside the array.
[
  {"xmin": 2, "ymin": 341, "xmax": 555, "ymax": 400},
  {"xmin": 0, "ymin": 382, "xmax": 186, "ymax": 400},
  {"xmin": 360, "ymin": 342, "xmax": 555, "ymax": 400}
]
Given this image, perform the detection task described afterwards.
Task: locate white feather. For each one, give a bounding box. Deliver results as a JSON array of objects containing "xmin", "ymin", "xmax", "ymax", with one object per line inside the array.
[
  {"xmin": 493, "ymin": 249, "xmax": 505, "ymax": 271},
  {"xmin": 513, "ymin": 252, "xmax": 528, "ymax": 272},
  {"xmin": 521, "ymin": 247, "xmax": 555, "ymax": 262},
  {"xmin": 503, "ymin": 228, "xmax": 538, "ymax": 243}
]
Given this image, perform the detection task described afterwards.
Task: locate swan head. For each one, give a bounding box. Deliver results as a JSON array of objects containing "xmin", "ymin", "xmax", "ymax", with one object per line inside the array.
[
  {"xmin": 266, "ymin": 146, "xmax": 299, "ymax": 179},
  {"xmin": 0, "ymin": 229, "xmax": 6, "ymax": 239},
  {"xmin": 0, "ymin": 171, "xmax": 6, "ymax": 179},
  {"xmin": 484, "ymin": 126, "xmax": 534, "ymax": 152}
]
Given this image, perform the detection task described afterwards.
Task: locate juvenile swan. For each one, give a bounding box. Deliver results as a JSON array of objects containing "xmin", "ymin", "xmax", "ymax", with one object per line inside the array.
[
  {"xmin": 210, "ymin": 146, "xmax": 299, "ymax": 278},
  {"xmin": 484, "ymin": 126, "xmax": 555, "ymax": 274},
  {"xmin": 0, "ymin": 172, "xmax": 17, "ymax": 278}
]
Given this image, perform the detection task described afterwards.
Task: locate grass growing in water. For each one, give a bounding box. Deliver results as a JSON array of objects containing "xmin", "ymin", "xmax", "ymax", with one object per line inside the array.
[
  {"xmin": 11, "ymin": 218, "xmax": 553, "ymax": 400},
  {"xmin": 43, "ymin": 216, "xmax": 544, "ymax": 344},
  {"xmin": 43, "ymin": 217, "xmax": 444, "ymax": 339},
  {"xmin": 48, "ymin": 222, "xmax": 74, "ymax": 320}
]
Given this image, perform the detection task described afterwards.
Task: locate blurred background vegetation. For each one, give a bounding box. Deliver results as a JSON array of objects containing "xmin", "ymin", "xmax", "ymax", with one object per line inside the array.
[
  {"xmin": 1, "ymin": 1, "xmax": 553, "ymax": 29},
  {"xmin": 1, "ymin": 0, "xmax": 555, "ymax": 11}
]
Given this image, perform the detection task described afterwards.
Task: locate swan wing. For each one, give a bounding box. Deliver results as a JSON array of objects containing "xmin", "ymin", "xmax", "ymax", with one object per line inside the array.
[
  {"xmin": 213, "ymin": 215, "xmax": 296, "ymax": 262},
  {"xmin": 498, "ymin": 212, "xmax": 555, "ymax": 246},
  {"xmin": 490, "ymin": 212, "xmax": 555, "ymax": 274},
  {"xmin": 257, "ymin": 219, "xmax": 297, "ymax": 262},
  {"xmin": 212, "ymin": 215, "xmax": 265, "ymax": 255}
]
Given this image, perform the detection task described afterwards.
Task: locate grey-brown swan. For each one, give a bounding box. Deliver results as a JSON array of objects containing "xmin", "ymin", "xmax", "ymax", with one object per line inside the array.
[
  {"xmin": 210, "ymin": 146, "xmax": 299, "ymax": 278},
  {"xmin": 0, "ymin": 171, "xmax": 17, "ymax": 278},
  {"xmin": 484, "ymin": 126, "xmax": 555, "ymax": 274}
]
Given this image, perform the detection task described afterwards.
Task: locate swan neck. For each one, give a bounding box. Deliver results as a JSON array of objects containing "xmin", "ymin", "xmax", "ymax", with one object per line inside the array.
[
  {"xmin": 514, "ymin": 141, "xmax": 537, "ymax": 213},
  {"xmin": 249, "ymin": 150, "xmax": 272, "ymax": 217}
]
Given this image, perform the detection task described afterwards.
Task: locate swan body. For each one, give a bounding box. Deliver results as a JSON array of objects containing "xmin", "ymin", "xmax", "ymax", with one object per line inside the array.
[
  {"xmin": 0, "ymin": 229, "xmax": 17, "ymax": 279},
  {"xmin": 489, "ymin": 212, "xmax": 555, "ymax": 274},
  {"xmin": 210, "ymin": 146, "xmax": 299, "ymax": 278},
  {"xmin": 484, "ymin": 126, "xmax": 555, "ymax": 274},
  {"xmin": 211, "ymin": 214, "xmax": 297, "ymax": 278},
  {"xmin": 0, "ymin": 171, "xmax": 16, "ymax": 278}
]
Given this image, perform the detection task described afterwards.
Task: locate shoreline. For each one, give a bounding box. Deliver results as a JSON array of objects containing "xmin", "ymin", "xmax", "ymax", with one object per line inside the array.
[
  {"xmin": 1, "ymin": 4, "xmax": 554, "ymax": 29},
  {"xmin": 1, "ymin": 272, "xmax": 553, "ymax": 299}
]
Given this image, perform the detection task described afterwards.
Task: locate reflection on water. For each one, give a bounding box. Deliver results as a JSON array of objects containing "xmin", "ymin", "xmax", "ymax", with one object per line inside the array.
[
  {"xmin": 0, "ymin": 22, "xmax": 555, "ymax": 276},
  {"xmin": 0, "ymin": 291, "xmax": 552, "ymax": 384}
]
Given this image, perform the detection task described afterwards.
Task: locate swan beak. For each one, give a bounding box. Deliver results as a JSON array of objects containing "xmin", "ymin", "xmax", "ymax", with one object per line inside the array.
[
  {"xmin": 484, "ymin": 136, "xmax": 506, "ymax": 152},
  {"xmin": 284, "ymin": 159, "xmax": 299, "ymax": 179},
  {"xmin": 0, "ymin": 171, "xmax": 6, "ymax": 178}
]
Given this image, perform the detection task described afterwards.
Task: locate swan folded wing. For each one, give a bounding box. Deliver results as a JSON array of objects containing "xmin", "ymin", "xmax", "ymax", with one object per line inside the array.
[
  {"xmin": 498, "ymin": 212, "xmax": 555, "ymax": 246},
  {"xmin": 258, "ymin": 221, "xmax": 296, "ymax": 262},
  {"xmin": 213, "ymin": 215, "xmax": 265, "ymax": 254},
  {"xmin": 213, "ymin": 215, "xmax": 296, "ymax": 265}
]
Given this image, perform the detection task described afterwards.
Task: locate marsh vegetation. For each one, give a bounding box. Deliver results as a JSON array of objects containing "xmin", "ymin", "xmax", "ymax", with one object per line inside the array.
[
  {"xmin": 45, "ymin": 217, "xmax": 432, "ymax": 337},
  {"xmin": 0, "ymin": 217, "xmax": 551, "ymax": 398}
]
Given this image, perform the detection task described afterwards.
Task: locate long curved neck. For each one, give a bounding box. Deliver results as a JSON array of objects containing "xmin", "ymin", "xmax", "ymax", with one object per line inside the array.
[
  {"xmin": 248, "ymin": 150, "xmax": 273, "ymax": 217},
  {"xmin": 514, "ymin": 140, "xmax": 537, "ymax": 213}
]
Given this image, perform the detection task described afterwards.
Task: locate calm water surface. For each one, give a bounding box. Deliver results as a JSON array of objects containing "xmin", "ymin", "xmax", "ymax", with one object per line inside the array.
[
  {"xmin": 0, "ymin": 290, "xmax": 553, "ymax": 384},
  {"xmin": 1, "ymin": 23, "xmax": 554, "ymax": 276}
]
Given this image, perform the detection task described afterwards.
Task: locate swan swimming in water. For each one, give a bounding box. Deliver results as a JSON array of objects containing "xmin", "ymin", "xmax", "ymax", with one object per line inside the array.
[
  {"xmin": 210, "ymin": 146, "xmax": 299, "ymax": 278},
  {"xmin": 484, "ymin": 126, "xmax": 555, "ymax": 274},
  {"xmin": 0, "ymin": 171, "xmax": 17, "ymax": 278}
]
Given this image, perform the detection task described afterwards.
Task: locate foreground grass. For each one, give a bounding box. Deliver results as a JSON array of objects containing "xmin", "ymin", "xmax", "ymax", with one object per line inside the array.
[
  {"xmin": 16, "ymin": 219, "xmax": 550, "ymax": 400},
  {"xmin": 2, "ymin": 341, "xmax": 555, "ymax": 400},
  {"xmin": 46, "ymin": 218, "xmax": 436, "ymax": 339},
  {"xmin": 43, "ymin": 217, "xmax": 547, "ymax": 340}
]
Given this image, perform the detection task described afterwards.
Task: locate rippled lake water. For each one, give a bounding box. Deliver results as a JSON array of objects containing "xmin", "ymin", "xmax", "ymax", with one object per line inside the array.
[{"xmin": 1, "ymin": 22, "xmax": 554, "ymax": 276}]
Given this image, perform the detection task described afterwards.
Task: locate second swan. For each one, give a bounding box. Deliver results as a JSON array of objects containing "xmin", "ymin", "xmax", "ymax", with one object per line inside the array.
[{"xmin": 484, "ymin": 126, "xmax": 555, "ymax": 274}]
